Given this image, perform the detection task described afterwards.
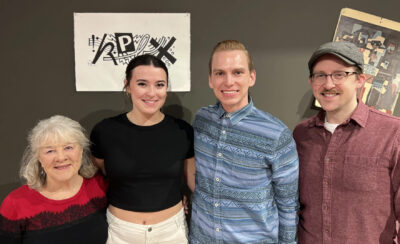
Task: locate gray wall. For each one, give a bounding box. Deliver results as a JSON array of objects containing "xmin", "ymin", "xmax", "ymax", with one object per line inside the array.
[{"xmin": 1, "ymin": 0, "xmax": 400, "ymax": 202}]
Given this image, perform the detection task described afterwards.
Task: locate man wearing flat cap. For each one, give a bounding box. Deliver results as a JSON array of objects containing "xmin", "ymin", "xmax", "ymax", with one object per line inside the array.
[{"xmin": 293, "ymin": 41, "xmax": 400, "ymax": 243}]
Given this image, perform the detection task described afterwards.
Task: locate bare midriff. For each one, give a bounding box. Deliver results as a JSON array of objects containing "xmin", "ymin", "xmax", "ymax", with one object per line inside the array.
[{"xmin": 108, "ymin": 201, "xmax": 183, "ymax": 225}]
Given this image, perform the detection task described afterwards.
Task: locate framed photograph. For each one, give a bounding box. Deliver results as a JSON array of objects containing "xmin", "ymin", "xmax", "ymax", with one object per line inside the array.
[{"xmin": 315, "ymin": 8, "xmax": 400, "ymax": 115}]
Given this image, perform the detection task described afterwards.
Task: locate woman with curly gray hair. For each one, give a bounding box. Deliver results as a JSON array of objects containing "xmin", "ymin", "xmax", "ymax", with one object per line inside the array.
[{"xmin": 0, "ymin": 115, "xmax": 108, "ymax": 244}]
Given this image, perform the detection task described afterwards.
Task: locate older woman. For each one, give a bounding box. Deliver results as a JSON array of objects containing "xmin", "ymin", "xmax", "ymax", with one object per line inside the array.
[
  {"xmin": 0, "ymin": 115, "xmax": 108, "ymax": 244},
  {"xmin": 90, "ymin": 54, "xmax": 195, "ymax": 244}
]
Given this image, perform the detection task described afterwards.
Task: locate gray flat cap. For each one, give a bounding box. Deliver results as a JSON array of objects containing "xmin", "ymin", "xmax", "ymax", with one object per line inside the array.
[{"xmin": 308, "ymin": 41, "xmax": 364, "ymax": 73}]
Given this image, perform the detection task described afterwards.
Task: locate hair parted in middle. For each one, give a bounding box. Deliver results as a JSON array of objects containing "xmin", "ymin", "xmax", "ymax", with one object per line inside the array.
[
  {"xmin": 123, "ymin": 54, "xmax": 169, "ymax": 92},
  {"xmin": 208, "ymin": 40, "xmax": 254, "ymax": 75},
  {"xmin": 19, "ymin": 115, "xmax": 97, "ymax": 189}
]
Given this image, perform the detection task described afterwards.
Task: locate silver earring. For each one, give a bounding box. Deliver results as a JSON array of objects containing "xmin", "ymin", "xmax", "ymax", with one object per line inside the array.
[{"xmin": 40, "ymin": 165, "xmax": 46, "ymax": 177}]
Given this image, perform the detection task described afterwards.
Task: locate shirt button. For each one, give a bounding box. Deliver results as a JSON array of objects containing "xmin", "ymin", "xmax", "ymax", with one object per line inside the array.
[
  {"xmin": 217, "ymin": 153, "xmax": 222, "ymax": 157},
  {"xmin": 215, "ymin": 203, "xmax": 219, "ymax": 207},
  {"xmin": 324, "ymin": 229, "xmax": 329, "ymax": 233},
  {"xmin": 215, "ymin": 177, "xmax": 220, "ymax": 182},
  {"xmin": 148, "ymin": 227, "xmax": 152, "ymax": 232},
  {"xmin": 323, "ymin": 180, "xmax": 328, "ymax": 186},
  {"xmin": 216, "ymin": 227, "xmax": 220, "ymax": 232},
  {"xmin": 326, "ymin": 158, "xmax": 331, "ymax": 162},
  {"xmin": 222, "ymin": 130, "xmax": 226, "ymax": 134},
  {"xmin": 323, "ymin": 205, "xmax": 328, "ymax": 210}
]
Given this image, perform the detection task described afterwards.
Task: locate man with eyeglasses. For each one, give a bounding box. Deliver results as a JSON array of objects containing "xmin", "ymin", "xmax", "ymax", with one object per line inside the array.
[{"xmin": 293, "ymin": 41, "xmax": 400, "ymax": 243}]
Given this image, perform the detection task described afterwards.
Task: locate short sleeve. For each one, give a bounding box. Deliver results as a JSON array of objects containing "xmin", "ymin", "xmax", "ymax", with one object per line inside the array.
[
  {"xmin": 90, "ymin": 122, "xmax": 104, "ymax": 159},
  {"xmin": 186, "ymin": 124, "xmax": 194, "ymax": 159}
]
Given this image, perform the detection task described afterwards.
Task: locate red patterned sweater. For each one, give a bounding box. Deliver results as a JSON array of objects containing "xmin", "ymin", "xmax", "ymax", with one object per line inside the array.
[{"xmin": 0, "ymin": 174, "xmax": 108, "ymax": 244}]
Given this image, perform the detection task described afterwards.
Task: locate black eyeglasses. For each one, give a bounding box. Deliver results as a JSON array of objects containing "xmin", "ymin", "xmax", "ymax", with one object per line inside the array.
[{"xmin": 310, "ymin": 71, "xmax": 358, "ymax": 85}]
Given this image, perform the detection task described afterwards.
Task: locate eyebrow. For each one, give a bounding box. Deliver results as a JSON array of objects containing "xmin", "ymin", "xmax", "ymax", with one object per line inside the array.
[
  {"xmin": 135, "ymin": 79, "xmax": 166, "ymax": 83},
  {"xmin": 212, "ymin": 67, "xmax": 246, "ymax": 72},
  {"xmin": 41, "ymin": 143, "xmax": 75, "ymax": 148},
  {"xmin": 41, "ymin": 146, "xmax": 54, "ymax": 149}
]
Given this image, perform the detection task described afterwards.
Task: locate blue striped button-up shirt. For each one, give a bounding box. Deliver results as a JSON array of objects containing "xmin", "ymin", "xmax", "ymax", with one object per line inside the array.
[{"xmin": 190, "ymin": 100, "xmax": 299, "ymax": 244}]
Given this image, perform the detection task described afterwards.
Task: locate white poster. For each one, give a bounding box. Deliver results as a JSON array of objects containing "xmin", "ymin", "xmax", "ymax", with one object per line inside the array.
[{"xmin": 74, "ymin": 13, "xmax": 191, "ymax": 92}]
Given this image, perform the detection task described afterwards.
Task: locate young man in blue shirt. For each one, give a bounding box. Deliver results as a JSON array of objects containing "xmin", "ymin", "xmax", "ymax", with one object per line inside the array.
[{"xmin": 190, "ymin": 40, "xmax": 299, "ymax": 244}]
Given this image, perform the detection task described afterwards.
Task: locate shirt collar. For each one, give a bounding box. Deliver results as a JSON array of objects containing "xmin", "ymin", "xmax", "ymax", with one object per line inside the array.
[
  {"xmin": 349, "ymin": 101, "xmax": 369, "ymax": 127},
  {"xmin": 308, "ymin": 100, "xmax": 369, "ymax": 128},
  {"xmin": 217, "ymin": 97, "xmax": 254, "ymax": 125}
]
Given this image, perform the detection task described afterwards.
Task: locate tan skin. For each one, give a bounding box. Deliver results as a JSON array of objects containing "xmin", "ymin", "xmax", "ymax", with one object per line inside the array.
[{"xmin": 93, "ymin": 64, "xmax": 195, "ymax": 224}]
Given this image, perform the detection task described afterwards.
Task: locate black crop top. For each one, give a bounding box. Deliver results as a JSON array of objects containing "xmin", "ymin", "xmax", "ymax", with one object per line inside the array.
[{"xmin": 90, "ymin": 113, "xmax": 194, "ymax": 212}]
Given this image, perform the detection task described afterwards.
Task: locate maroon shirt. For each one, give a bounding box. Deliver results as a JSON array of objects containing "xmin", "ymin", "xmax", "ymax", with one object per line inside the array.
[{"xmin": 293, "ymin": 102, "xmax": 400, "ymax": 244}]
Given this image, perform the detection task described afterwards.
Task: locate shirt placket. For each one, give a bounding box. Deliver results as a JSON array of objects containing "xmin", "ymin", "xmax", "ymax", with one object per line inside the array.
[
  {"xmin": 322, "ymin": 128, "xmax": 341, "ymax": 243},
  {"xmin": 213, "ymin": 115, "xmax": 229, "ymax": 240}
]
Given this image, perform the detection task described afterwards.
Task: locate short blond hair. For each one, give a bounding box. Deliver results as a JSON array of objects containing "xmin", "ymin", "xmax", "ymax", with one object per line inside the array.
[
  {"xmin": 20, "ymin": 115, "xmax": 97, "ymax": 189},
  {"xmin": 208, "ymin": 40, "xmax": 254, "ymax": 74}
]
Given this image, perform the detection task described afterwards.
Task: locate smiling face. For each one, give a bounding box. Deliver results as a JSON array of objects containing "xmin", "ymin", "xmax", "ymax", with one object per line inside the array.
[
  {"xmin": 38, "ymin": 142, "xmax": 83, "ymax": 186},
  {"xmin": 309, "ymin": 54, "xmax": 365, "ymax": 123},
  {"xmin": 209, "ymin": 50, "xmax": 256, "ymax": 113},
  {"xmin": 126, "ymin": 65, "xmax": 168, "ymax": 119}
]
